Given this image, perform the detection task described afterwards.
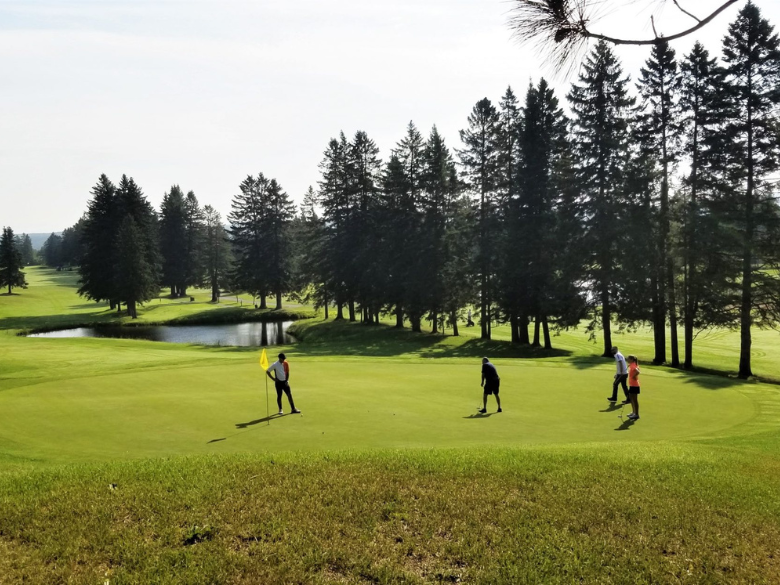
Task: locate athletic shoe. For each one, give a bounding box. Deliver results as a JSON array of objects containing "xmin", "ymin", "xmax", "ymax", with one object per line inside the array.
[
  {"xmin": 278, "ymin": 410, "xmax": 283, "ymax": 415},
  {"xmin": 607, "ymin": 398, "xmax": 617, "ymax": 402},
  {"xmin": 627, "ymin": 413, "xmax": 639, "ymax": 420},
  {"xmin": 292, "ymin": 409, "xmax": 301, "ymax": 414},
  {"xmin": 621, "ymin": 400, "xmax": 631, "ymax": 405},
  {"xmin": 497, "ymin": 408, "xmax": 502, "ymax": 413},
  {"xmin": 478, "ymin": 408, "xmax": 487, "ymax": 414}
]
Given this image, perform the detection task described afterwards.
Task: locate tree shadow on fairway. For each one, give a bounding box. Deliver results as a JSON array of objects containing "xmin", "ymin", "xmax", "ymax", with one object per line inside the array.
[{"xmin": 420, "ymin": 338, "xmax": 572, "ymax": 359}]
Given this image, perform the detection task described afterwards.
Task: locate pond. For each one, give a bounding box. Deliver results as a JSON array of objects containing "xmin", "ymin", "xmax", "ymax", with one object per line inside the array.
[{"xmin": 28, "ymin": 321, "xmax": 295, "ymax": 347}]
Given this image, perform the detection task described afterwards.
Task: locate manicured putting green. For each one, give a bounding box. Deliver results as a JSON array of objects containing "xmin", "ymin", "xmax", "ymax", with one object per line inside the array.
[{"xmin": 0, "ymin": 352, "xmax": 760, "ymax": 465}]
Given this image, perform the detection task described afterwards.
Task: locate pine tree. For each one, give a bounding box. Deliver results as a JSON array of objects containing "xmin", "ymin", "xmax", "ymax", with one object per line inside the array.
[
  {"xmin": 459, "ymin": 99, "xmax": 501, "ymax": 339},
  {"xmin": 636, "ymin": 38, "xmax": 683, "ymax": 366},
  {"xmin": 203, "ymin": 205, "xmax": 230, "ymax": 303},
  {"xmin": 183, "ymin": 191, "xmax": 206, "ymax": 296},
  {"xmin": 568, "ymin": 41, "xmax": 635, "ymax": 356},
  {"xmin": 292, "ymin": 187, "xmax": 331, "ymax": 317},
  {"xmin": 679, "ymin": 42, "xmax": 732, "ymax": 369},
  {"xmin": 0, "ymin": 227, "xmax": 28, "ymax": 294},
  {"xmin": 317, "ymin": 134, "xmax": 351, "ymax": 319},
  {"xmin": 14, "ymin": 234, "xmax": 35, "ymax": 266},
  {"xmin": 41, "ymin": 233, "xmax": 63, "ymax": 267},
  {"xmin": 266, "ymin": 179, "xmax": 296, "ymax": 309},
  {"xmin": 78, "ymin": 174, "xmax": 120, "ymax": 307},
  {"xmin": 420, "ymin": 126, "xmax": 459, "ymax": 333},
  {"xmin": 114, "ymin": 175, "xmax": 161, "ymax": 316},
  {"xmin": 159, "ymin": 186, "xmax": 188, "ymax": 297},
  {"xmin": 516, "ymin": 79, "xmax": 570, "ymax": 347},
  {"xmin": 495, "ymin": 87, "xmax": 525, "ymax": 343},
  {"xmin": 347, "ymin": 131, "xmax": 384, "ymax": 324},
  {"xmin": 114, "ymin": 216, "xmax": 158, "ymax": 318},
  {"xmin": 719, "ymin": 2, "xmax": 780, "ymax": 378},
  {"xmin": 60, "ymin": 218, "xmax": 85, "ymax": 267}
]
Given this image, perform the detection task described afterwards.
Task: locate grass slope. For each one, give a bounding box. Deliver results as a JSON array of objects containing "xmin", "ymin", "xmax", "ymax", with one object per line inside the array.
[{"xmin": 2, "ymin": 268, "xmax": 780, "ymax": 583}]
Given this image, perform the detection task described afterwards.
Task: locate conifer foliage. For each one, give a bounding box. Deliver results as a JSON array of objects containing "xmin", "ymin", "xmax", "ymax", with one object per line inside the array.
[{"xmin": 0, "ymin": 227, "xmax": 28, "ymax": 294}]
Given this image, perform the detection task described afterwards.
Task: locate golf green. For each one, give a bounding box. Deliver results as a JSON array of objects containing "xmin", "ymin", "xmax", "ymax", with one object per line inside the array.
[{"xmin": 0, "ymin": 342, "xmax": 767, "ymax": 466}]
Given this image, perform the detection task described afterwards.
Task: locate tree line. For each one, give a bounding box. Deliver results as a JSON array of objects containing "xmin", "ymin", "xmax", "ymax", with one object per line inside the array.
[{"xmin": 4, "ymin": 3, "xmax": 778, "ymax": 378}]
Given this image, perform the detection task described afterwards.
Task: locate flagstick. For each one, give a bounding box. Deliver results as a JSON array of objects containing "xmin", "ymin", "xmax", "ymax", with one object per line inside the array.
[{"xmin": 265, "ymin": 376, "xmax": 269, "ymax": 426}]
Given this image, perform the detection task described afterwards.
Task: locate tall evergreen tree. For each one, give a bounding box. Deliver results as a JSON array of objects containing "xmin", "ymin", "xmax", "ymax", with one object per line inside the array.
[
  {"xmin": 679, "ymin": 42, "xmax": 732, "ymax": 369},
  {"xmin": 636, "ymin": 38, "xmax": 683, "ymax": 366},
  {"xmin": 317, "ymin": 134, "xmax": 351, "ymax": 319},
  {"xmin": 719, "ymin": 2, "xmax": 780, "ymax": 378},
  {"xmin": 183, "ymin": 191, "xmax": 206, "ymax": 296},
  {"xmin": 516, "ymin": 79, "xmax": 570, "ymax": 347},
  {"xmin": 459, "ymin": 99, "xmax": 501, "ymax": 339},
  {"xmin": 0, "ymin": 227, "xmax": 28, "ymax": 294},
  {"xmin": 159, "ymin": 186, "xmax": 188, "ymax": 297},
  {"xmin": 14, "ymin": 234, "xmax": 35, "ymax": 266},
  {"xmin": 420, "ymin": 126, "xmax": 460, "ymax": 333},
  {"xmin": 266, "ymin": 179, "xmax": 296, "ymax": 309},
  {"xmin": 347, "ymin": 130, "xmax": 384, "ymax": 324},
  {"xmin": 203, "ymin": 205, "xmax": 230, "ymax": 303},
  {"xmin": 568, "ymin": 41, "xmax": 635, "ymax": 356},
  {"xmin": 60, "ymin": 218, "xmax": 85, "ymax": 267},
  {"xmin": 41, "ymin": 233, "xmax": 63, "ymax": 267},
  {"xmin": 114, "ymin": 175, "xmax": 160, "ymax": 316},
  {"xmin": 291, "ymin": 187, "xmax": 331, "ymax": 317},
  {"xmin": 114, "ymin": 216, "xmax": 158, "ymax": 318},
  {"xmin": 78, "ymin": 174, "xmax": 120, "ymax": 307},
  {"xmin": 229, "ymin": 173, "xmax": 295, "ymax": 309}
]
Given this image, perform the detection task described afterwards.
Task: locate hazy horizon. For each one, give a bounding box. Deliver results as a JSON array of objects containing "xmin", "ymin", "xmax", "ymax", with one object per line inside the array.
[{"xmin": 2, "ymin": 0, "xmax": 778, "ymax": 233}]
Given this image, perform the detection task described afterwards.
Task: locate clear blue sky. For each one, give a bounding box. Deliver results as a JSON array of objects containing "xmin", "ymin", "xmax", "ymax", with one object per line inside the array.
[{"xmin": 1, "ymin": 0, "xmax": 777, "ymax": 233}]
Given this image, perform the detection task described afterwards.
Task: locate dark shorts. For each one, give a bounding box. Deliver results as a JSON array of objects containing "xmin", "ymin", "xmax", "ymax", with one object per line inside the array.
[
  {"xmin": 484, "ymin": 380, "xmax": 500, "ymax": 396},
  {"xmin": 274, "ymin": 380, "xmax": 291, "ymax": 395},
  {"xmin": 629, "ymin": 386, "xmax": 640, "ymax": 394}
]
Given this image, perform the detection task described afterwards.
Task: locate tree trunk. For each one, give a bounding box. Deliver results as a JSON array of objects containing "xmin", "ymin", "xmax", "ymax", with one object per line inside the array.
[
  {"xmin": 510, "ymin": 313, "xmax": 519, "ymax": 343},
  {"xmin": 275, "ymin": 291, "xmax": 282, "ymax": 310},
  {"xmin": 431, "ymin": 310, "xmax": 438, "ymax": 334},
  {"xmin": 127, "ymin": 300, "xmax": 137, "ymax": 319},
  {"xmin": 652, "ymin": 272, "xmax": 665, "ymax": 364},
  {"xmin": 336, "ymin": 301, "xmax": 344, "ymax": 320},
  {"xmin": 542, "ymin": 316, "xmax": 552, "ymax": 349},
  {"xmin": 395, "ymin": 306, "xmax": 403, "ymax": 328},
  {"xmin": 519, "ymin": 313, "xmax": 530, "ymax": 345},
  {"xmin": 601, "ymin": 282, "xmax": 613, "ymax": 357},
  {"xmin": 348, "ymin": 300, "xmax": 356, "ymax": 322},
  {"xmin": 668, "ymin": 264, "xmax": 679, "ymax": 368},
  {"xmin": 451, "ymin": 311, "xmax": 459, "ymax": 336},
  {"xmin": 532, "ymin": 316, "xmax": 541, "ymax": 347},
  {"xmin": 259, "ymin": 295, "xmax": 267, "ymax": 310},
  {"xmin": 324, "ymin": 300, "xmax": 329, "ymax": 320}
]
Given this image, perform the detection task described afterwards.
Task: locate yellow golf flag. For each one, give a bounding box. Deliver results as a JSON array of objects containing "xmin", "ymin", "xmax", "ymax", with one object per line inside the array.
[{"xmin": 259, "ymin": 348, "xmax": 269, "ymax": 370}]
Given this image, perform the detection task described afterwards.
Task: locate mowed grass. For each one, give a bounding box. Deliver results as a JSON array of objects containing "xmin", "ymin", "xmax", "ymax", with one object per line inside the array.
[{"xmin": 3, "ymin": 268, "xmax": 780, "ymax": 582}]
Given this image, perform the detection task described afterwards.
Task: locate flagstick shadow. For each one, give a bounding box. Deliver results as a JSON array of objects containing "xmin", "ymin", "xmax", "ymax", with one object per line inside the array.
[{"xmin": 236, "ymin": 413, "xmax": 285, "ymax": 429}]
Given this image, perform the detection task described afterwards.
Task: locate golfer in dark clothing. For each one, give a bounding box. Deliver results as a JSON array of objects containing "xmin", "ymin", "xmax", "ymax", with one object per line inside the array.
[
  {"xmin": 479, "ymin": 357, "xmax": 502, "ymax": 413},
  {"xmin": 266, "ymin": 353, "xmax": 300, "ymax": 415}
]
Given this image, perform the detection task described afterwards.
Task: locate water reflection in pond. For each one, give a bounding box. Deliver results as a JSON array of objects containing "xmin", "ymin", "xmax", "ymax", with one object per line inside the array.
[{"xmin": 29, "ymin": 321, "xmax": 295, "ymax": 347}]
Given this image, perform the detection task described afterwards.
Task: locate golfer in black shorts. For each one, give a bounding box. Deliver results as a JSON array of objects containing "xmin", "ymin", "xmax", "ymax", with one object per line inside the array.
[{"xmin": 479, "ymin": 357, "xmax": 502, "ymax": 413}]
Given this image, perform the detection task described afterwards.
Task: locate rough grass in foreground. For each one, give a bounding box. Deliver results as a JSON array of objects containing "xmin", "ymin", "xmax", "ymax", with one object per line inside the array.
[{"xmin": 1, "ymin": 447, "xmax": 779, "ymax": 584}]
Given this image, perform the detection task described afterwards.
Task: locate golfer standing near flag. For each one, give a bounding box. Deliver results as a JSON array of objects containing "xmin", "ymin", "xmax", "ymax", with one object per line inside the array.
[
  {"xmin": 608, "ymin": 346, "xmax": 630, "ymax": 404},
  {"xmin": 267, "ymin": 353, "xmax": 300, "ymax": 415}
]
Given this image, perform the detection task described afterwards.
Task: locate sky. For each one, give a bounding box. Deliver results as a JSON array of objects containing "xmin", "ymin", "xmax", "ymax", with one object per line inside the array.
[{"xmin": 2, "ymin": 0, "xmax": 779, "ymax": 234}]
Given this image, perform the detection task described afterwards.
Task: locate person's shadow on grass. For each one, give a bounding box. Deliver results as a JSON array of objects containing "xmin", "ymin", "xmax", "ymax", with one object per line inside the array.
[
  {"xmin": 615, "ymin": 418, "xmax": 636, "ymax": 431},
  {"xmin": 463, "ymin": 412, "xmax": 496, "ymax": 419},
  {"xmin": 600, "ymin": 403, "xmax": 623, "ymax": 413},
  {"xmin": 235, "ymin": 413, "xmax": 284, "ymax": 429}
]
